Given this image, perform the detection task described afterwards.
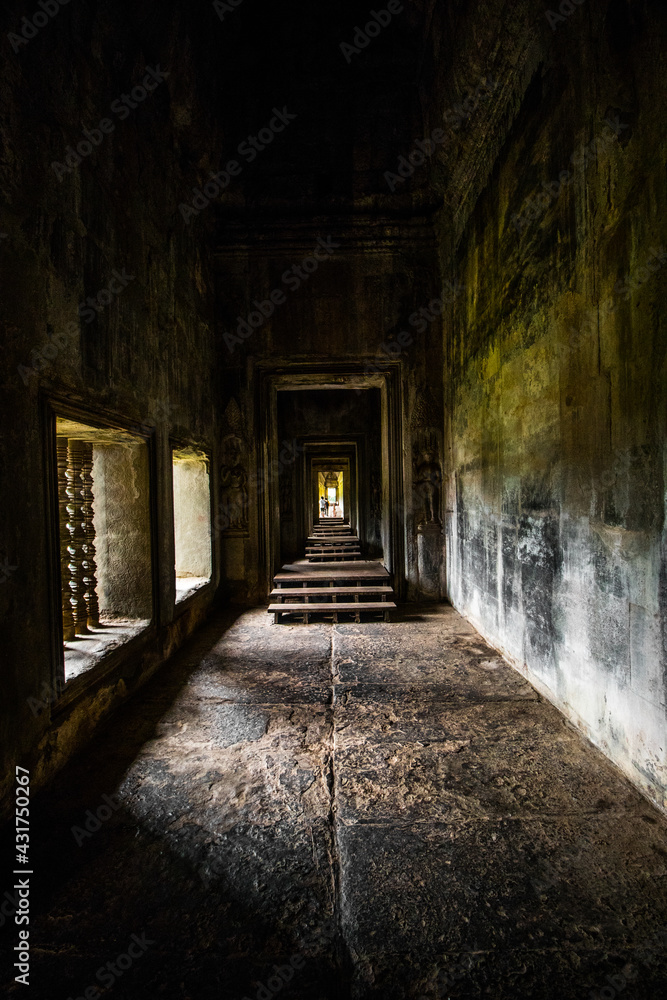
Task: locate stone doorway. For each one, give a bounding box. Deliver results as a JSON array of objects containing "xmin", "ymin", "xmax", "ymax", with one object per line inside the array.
[{"xmin": 258, "ymin": 364, "xmax": 405, "ymax": 599}]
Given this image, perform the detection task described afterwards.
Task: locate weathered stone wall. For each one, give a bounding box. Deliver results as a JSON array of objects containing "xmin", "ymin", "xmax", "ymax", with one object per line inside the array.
[
  {"xmin": 0, "ymin": 0, "xmax": 223, "ymax": 813},
  {"xmin": 434, "ymin": 0, "xmax": 667, "ymax": 809},
  {"xmin": 173, "ymin": 456, "xmax": 213, "ymax": 579},
  {"xmin": 93, "ymin": 443, "xmax": 152, "ymax": 619}
]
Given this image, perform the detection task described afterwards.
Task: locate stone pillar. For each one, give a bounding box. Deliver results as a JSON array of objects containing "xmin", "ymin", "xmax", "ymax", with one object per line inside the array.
[
  {"xmin": 57, "ymin": 437, "xmax": 76, "ymax": 641},
  {"xmin": 66, "ymin": 439, "xmax": 90, "ymax": 635},
  {"xmin": 81, "ymin": 441, "xmax": 100, "ymax": 628}
]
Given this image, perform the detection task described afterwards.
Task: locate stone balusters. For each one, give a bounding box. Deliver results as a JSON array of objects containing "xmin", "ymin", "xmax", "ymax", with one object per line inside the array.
[
  {"xmin": 57, "ymin": 437, "xmax": 76, "ymax": 641},
  {"xmin": 59, "ymin": 437, "xmax": 101, "ymax": 642},
  {"xmin": 65, "ymin": 439, "xmax": 90, "ymax": 636},
  {"xmin": 81, "ymin": 442, "xmax": 100, "ymax": 628}
]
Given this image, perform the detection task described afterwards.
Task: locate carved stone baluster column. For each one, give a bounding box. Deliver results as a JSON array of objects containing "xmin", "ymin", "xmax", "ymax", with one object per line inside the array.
[
  {"xmin": 81, "ymin": 441, "xmax": 100, "ymax": 628},
  {"xmin": 66, "ymin": 439, "xmax": 89, "ymax": 635},
  {"xmin": 57, "ymin": 437, "xmax": 76, "ymax": 641}
]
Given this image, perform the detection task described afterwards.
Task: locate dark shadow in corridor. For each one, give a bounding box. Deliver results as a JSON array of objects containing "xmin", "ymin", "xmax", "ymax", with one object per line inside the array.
[{"xmin": 1, "ymin": 607, "xmax": 345, "ymax": 1000}]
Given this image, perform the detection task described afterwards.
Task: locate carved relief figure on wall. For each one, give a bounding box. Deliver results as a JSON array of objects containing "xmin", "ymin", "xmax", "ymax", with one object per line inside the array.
[
  {"xmin": 370, "ymin": 471, "xmax": 382, "ymax": 530},
  {"xmin": 221, "ymin": 462, "xmax": 247, "ymax": 531},
  {"xmin": 219, "ymin": 398, "xmax": 249, "ymax": 533},
  {"xmin": 415, "ymin": 451, "xmax": 442, "ymax": 525},
  {"xmin": 413, "ymin": 427, "xmax": 442, "ymax": 527},
  {"xmin": 280, "ymin": 471, "xmax": 293, "ymax": 520}
]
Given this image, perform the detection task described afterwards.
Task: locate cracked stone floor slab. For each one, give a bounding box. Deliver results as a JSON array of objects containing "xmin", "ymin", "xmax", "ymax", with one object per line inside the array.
[{"xmin": 1, "ymin": 604, "xmax": 666, "ymax": 999}]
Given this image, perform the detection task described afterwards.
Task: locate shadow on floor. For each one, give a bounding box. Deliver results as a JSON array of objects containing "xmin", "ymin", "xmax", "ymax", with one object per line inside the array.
[
  {"xmin": 2, "ymin": 602, "xmax": 667, "ymax": 1000},
  {"xmin": 1, "ymin": 607, "xmax": 346, "ymax": 1000}
]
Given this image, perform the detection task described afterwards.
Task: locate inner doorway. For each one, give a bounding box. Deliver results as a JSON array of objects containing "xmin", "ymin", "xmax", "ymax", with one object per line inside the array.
[
  {"xmin": 320, "ymin": 468, "xmax": 344, "ymax": 520},
  {"xmin": 258, "ymin": 365, "xmax": 405, "ymax": 599},
  {"xmin": 276, "ymin": 388, "xmax": 381, "ymax": 563}
]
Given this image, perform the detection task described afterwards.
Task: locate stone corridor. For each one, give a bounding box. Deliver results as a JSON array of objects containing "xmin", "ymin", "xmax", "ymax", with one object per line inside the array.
[{"xmin": 3, "ymin": 605, "xmax": 667, "ymax": 1000}]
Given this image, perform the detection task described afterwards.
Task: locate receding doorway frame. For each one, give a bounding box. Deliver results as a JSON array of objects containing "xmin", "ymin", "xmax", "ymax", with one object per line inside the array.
[
  {"xmin": 309, "ymin": 452, "xmax": 354, "ymax": 534},
  {"xmin": 256, "ymin": 361, "xmax": 405, "ymax": 598}
]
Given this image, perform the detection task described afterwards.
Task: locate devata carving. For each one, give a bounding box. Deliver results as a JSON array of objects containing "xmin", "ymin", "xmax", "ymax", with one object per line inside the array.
[
  {"xmin": 220, "ymin": 437, "xmax": 248, "ymax": 531},
  {"xmin": 280, "ymin": 472, "xmax": 293, "ymax": 520},
  {"xmin": 412, "ymin": 426, "xmax": 442, "ymax": 528},
  {"xmin": 219, "ymin": 397, "xmax": 250, "ymax": 533},
  {"xmin": 370, "ymin": 471, "xmax": 382, "ymax": 526},
  {"xmin": 415, "ymin": 451, "xmax": 442, "ymax": 525}
]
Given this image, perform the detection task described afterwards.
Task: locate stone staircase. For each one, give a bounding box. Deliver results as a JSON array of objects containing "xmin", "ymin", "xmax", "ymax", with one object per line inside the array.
[
  {"xmin": 268, "ymin": 518, "xmax": 397, "ymax": 623},
  {"xmin": 305, "ymin": 519, "xmax": 361, "ymax": 561}
]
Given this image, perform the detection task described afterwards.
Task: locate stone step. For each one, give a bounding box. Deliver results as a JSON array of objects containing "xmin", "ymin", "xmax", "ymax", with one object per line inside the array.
[
  {"xmin": 269, "ymin": 601, "xmax": 395, "ymax": 610},
  {"xmin": 312, "ymin": 535, "xmax": 358, "ymax": 542},
  {"xmin": 306, "ymin": 546, "xmax": 361, "ymax": 553},
  {"xmin": 307, "ymin": 544, "xmax": 359, "ymax": 550},
  {"xmin": 270, "ymin": 586, "xmax": 394, "ymax": 598},
  {"xmin": 307, "ymin": 536, "xmax": 358, "ymax": 543},
  {"xmin": 273, "ymin": 571, "xmax": 390, "ymax": 584},
  {"xmin": 312, "ymin": 531, "xmax": 355, "ymax": 536},
  {"xmin": 274, "ymin": 579, "xmax": 389, "ymax": 588},
  {"xmin": 306, "ymin": 553, "xmax": 362, "ymax": 561},
  {"xmin": 274, "ymin": 561, "xmax": 391, "ymax": 582},
  {"xmin": 307, "ymin": 548, "xmax": 361, "ymax": 554},
  {"xmin": 268, "ymin": 601, "xmax": 396, "ymax": 622}
]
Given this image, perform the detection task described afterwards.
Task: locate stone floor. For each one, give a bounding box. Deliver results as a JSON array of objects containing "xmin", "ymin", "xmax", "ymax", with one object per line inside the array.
[{"xmin": 2, "ymin": 604, "xmax": 667, "ymax": 999}]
